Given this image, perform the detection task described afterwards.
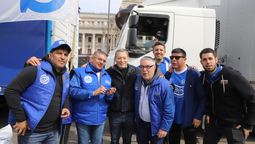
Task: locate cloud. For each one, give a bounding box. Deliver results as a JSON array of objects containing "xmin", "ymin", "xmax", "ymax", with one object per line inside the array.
[{"xmin": 79, "ymin": 0, "xmax": 122, "ymax": 13}]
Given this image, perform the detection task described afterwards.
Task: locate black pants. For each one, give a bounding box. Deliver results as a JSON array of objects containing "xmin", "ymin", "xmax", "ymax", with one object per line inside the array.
[
  {"xmin": 59, "ymin": 123, "xmax": 71, "ymax": 144},
  {"xmin": 108, "ymin": 111, "xmax": 135, "ymax": 144},
  {"xmin": 203, "ymin": 123, "xmax": 245, "ymax": 144},
  {"xmin": 166, "ymin": 123, "xmax": 196, "ymax": 144}
]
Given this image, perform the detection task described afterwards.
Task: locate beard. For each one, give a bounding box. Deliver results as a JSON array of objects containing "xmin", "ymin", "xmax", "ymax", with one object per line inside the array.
[
  {"xmin": 203, "ymin": 65, "xmax": 217, "ymax": 74},
  {"xmin": 155, "ymin": 57, "xmax": 163, "ymax": 61}
]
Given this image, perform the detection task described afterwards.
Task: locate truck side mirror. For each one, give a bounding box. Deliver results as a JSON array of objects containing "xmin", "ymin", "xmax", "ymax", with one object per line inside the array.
[
  {"xmin": 126, "ymin": 28, "xmax": 137, "ymax": 49},
  {"xmin": 129, "ymin": 15, "xmax": 139, "ymax": 28}
]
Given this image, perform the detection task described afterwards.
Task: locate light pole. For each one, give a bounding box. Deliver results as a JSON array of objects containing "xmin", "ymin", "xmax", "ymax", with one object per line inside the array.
[{"xmin": 107, "ymin": 0, "xmax": 110, "ymax": 54}]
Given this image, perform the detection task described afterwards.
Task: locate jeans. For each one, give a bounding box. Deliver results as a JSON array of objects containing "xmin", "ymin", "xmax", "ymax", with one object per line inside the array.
[
  {"xmin": 168, "ymin": 123, "xmax": 196, "ymax": 144},
  {"xmin": 203, "ymin": 123, "xmax": 245, "ymax": 144},
  {"xmin": 136, "ymin": 119, "xmax": 164, "ymax": 144},
  {"xmin": 76, "ymin": 121, "xmax": 105, "ymax": 144},
  {"xmin": 18, "ymin": 128, "xmax": 59, "ymax": 144},
  {"xmin": 108, "ymin": 111, "xmax": 135, "ymax": 144}
]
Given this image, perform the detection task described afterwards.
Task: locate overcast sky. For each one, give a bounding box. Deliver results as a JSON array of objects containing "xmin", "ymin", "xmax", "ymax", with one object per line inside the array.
[{"xmin": 79, "ymin": 0, "xmax": 122, "ymax": 13}]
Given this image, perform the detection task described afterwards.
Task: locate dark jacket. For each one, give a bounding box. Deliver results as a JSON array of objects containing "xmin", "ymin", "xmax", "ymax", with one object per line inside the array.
[
  {"xmin": 201, "ymin": 65, "xmax": 255, "ymax": 129},
  {"xmin": 165, "ymin": 65, "xmax": 207, "ymax": 127},
  {"xmin": 106, "ymin": 64, "xmax": 140, "ymax": 112}
]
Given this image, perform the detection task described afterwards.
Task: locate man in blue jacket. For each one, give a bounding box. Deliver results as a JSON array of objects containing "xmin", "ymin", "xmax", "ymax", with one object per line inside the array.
[
  {"xmin": 69, "ymin": 50, "xmax": 116, "ymax": 144},
  {"xmin": 4, "ymin": 40, "xmax": 71, "ymax": 144},
  {"xmin": 165, "ymin": 48, "xmax": 206, "ymax": 144},
  {"xmin": 135, "ymin": 56, "xmax": 175, "ymax": 144}
]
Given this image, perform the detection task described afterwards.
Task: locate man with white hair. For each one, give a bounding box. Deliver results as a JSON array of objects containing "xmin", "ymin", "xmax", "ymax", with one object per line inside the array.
[{"xmin": 134, "ymin": 56, "xmax": 175, "ymax": 144}]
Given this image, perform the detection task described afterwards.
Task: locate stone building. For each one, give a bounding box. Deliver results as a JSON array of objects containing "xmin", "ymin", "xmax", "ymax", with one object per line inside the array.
[{"xmin": 78, "ymin": 0, "xmax": 145, "ymax": 56}]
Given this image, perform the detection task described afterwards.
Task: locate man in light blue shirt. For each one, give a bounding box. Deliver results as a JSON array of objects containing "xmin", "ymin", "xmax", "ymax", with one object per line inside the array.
[{"xmin": 153, "ymin": 41, "xmax": 171, "ymax": 75}]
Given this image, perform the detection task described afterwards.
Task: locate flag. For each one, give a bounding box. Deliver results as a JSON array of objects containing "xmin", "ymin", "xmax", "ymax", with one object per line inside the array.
[{"xmin": 0, "ymin": 0, "xmax": 79, "ymax": 25}]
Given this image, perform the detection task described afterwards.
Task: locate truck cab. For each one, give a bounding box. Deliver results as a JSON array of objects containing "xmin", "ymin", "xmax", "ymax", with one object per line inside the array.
[{"xmin": 106, "ymin": 4, "xmax": 216, "ymax": 70}]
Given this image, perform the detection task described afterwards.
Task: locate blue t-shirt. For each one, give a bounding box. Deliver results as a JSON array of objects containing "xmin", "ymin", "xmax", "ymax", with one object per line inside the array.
[{"xmin": 169, "ymin": 67, "xmax": 187, "ymax": 124}]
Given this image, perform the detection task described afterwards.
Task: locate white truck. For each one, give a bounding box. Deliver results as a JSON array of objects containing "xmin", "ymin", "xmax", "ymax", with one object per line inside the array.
[{"xmin": 107, "ymin": 0, "xmax": 255, "ymax": 84}]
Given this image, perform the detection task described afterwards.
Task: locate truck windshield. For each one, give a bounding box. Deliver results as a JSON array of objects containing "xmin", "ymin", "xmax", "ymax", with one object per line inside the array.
[{"xmin": 135, "ymin": 15, "xmax": 169, "ymax": 51}]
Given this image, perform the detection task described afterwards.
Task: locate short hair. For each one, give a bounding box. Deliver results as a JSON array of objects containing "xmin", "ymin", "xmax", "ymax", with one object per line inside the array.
[
  {"xmin": 199, "ymin": 48, "xmax": 216, "ymax": 59},
  {"xmin": 140, "ymin": 56, "xmax": 155, "ymax": 65},
  {"xmin": 114, "ymin": 49, "xmax": 129, "ymax": 59},
  {"xmin": 171, "ymin": 48, "xmax": 186, "ymax": 57},
  {"xmin": 93, "ymin": 50, "xmax": 107, "ymax": 57},
  {"xmin": 153, "ymin": 41, "xmax": 165, "ymax": 50}
]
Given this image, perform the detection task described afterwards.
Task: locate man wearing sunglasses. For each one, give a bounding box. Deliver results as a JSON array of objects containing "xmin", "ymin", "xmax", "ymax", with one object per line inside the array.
[{"xmin": 164, "ymin": 48, "xmax": 206, "ymax": 144}]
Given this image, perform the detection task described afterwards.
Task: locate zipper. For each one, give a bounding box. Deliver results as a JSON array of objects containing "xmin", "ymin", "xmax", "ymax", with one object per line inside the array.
[{"xmin": 205, "ymin": 75, "xmax": 220, "ymax": 126}]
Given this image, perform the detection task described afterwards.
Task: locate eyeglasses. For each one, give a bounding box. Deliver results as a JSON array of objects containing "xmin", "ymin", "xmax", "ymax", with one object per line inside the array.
[
  {"xmin": 94, "ymin": 57, "xmax": 106, "ymax": 63},
  {"xmin": 140, "ymin": 65, "xmax": 154, "ymax": 70},
  {"xmin": 170, "ymin": 56, "xmax": 185, "ymax": 60}
]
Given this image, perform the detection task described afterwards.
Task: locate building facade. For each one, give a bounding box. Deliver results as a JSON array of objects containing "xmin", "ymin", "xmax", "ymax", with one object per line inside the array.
[
  {"xmin": 79, "ymin": 13, "xmax": 119, "ymax": 55},
  {"xmin": 78, "ymin": 0, "xmax": 145, "ymax": 55}
]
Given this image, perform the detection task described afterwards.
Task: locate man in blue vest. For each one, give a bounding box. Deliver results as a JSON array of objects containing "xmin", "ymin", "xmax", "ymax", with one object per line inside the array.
[
  {"xmin": 135, "ymin": 56, "xmax": 175, "ymax": 144},
  {"xmin": 4, "ymin": 40, "xmax": 71, "ymax": 144},
  {"xmin": 69, "ymin": 50, "xmax": 116, "ymax": 144}
]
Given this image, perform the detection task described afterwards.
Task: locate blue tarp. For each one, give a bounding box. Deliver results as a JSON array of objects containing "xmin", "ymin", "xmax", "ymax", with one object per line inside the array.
[{"xmin": 0, "ymin": 21, "xmax": 47, "ymax": 95}]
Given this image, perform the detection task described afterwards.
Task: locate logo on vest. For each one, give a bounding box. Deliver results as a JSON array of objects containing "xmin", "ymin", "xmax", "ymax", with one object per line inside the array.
[
  {"xmin": 105, "ymin": 80, "xmax": 111, "ymax": 85},
  {"xmin": 40, "ymin": 74, "xmax": 50, "ymax": 84},
  {"xmin": 84, "ymin": 76, "xmax": 92, "ymax": 83},
  {"xmin": 135, "ymin": 83, "xmax": 138, "ymax": 90}
]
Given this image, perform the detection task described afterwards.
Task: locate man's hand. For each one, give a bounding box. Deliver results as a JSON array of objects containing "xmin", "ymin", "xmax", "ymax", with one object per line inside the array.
[
  {"xmin": 236, "ymin": 125, "xmax": 249, "ymax": 139},
  {"xmin": 81, "ymin": 62, "xmax": 88, "ymax": 68},
  {"xmin": 192, "ymin": 118, "xmax": 201, "ymax": 128},
  {"xmin": 26, "ymin": 56, "xmax": 41, "ymax": 66},
  {"xmin": 157, "ymin": 129, "xmax": 167, "ymax": 139},
  {"xmin": 168, "ymin": 65, "xmax": 173, "ymax": 73},
  {"xmin": 107, "ymin": 87, "xmax": 117, "ymax": 96},
  {"xmin": 159, "ymin": 74, "xmax": 165, "ymax": 78},
  {"xmin": 93, "ymin": 86, "xmax": 107, "ymax": 96},
  {"xmin": 69, "ymin": 52, "xmax": 75, "ymax": 62},
  {"xmin": 13, "ymin": 120, "xmax": 29, "ymax": 136},
  {"xmin": 61, "ymin": 108, "xmax": 70, "ymax": 119},
  {"xmin": 190, "ymin": 65, "xmax": 199, "ymax": 71}
]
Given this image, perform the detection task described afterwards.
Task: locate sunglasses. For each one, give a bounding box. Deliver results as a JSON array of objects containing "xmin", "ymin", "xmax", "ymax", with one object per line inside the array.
[{"xmin": 170, "ymin": 56, "xmax": 185, "ymax": 60}]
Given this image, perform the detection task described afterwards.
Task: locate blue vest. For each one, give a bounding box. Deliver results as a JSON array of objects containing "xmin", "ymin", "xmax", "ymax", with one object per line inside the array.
[
  {"xmin": 70, "ymin": 66, "xmax": 113, "ymax": 125},
  {"xmin": 8, "ymin": 61, "xmax": 69, "ymax": 133}
]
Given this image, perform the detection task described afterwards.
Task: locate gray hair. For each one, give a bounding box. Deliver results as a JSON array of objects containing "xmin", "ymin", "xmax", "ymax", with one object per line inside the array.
[
  {"xmin": 140, "ymin": 56, "xmax": 155, "ymax": 65},
  {"xmin": 93, "ymin": 50, "xmax": 107, "ymax": 57},
  {"xmin": 114, "ymin": 49, "xmax": 129, "ymax": 59}
]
